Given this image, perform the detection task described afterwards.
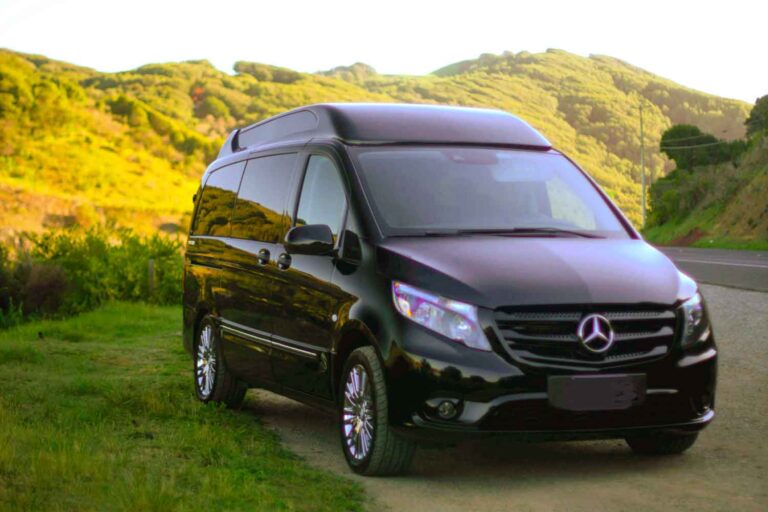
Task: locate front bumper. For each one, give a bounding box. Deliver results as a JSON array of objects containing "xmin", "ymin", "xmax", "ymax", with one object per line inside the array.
[{"xmin": 385, "ymin": 322, "xmax": 717, "ymax": 441}]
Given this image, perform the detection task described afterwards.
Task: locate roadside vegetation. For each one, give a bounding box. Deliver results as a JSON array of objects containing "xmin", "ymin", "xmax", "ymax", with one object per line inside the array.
[
  {"xmin": 0, "ymin": 302, "xmax": 364, "ymax": 511},
  {"xmin": 644, "ymin": 95, "xmax": 768, "ymax": 249},
  {"xmin": 0, "ymin": 228, "xmax": 183, "ymax": 328}
]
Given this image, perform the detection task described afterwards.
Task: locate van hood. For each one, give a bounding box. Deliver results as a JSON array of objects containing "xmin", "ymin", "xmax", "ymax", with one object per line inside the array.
[{"xmin": 377, "ymin": 236, "xmax": 694, "ymax": 310}]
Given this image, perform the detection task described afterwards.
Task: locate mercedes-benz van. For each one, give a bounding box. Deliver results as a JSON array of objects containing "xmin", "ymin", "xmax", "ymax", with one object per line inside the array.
[{"xmin": 182, "ymin": 104, "xmax": 716, "ymax": 476}]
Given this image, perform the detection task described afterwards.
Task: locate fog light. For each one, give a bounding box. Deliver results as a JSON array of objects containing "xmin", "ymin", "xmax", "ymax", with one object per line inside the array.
[{"xmin": 437, "ymin": 400, "xmax": 457, "ymax": 419}]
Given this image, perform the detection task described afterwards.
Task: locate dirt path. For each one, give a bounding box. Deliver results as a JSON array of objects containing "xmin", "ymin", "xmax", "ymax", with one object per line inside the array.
[{"xmin": 245, "ymin": 284, "xmax": 768, "ymax": 511}]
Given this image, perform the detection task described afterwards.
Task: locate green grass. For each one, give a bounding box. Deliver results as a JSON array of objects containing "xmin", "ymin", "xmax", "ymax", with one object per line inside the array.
[
  {"xmin": 0, "ymin": 303, "xmax": 364, "ymax": 511},
  {"xmin": 644, "ymin": 218, "xmax": 768, "ymax": 251},
  {"xmin": 643, "ymin": 211, "xmax": 768, "ymax": 251}
]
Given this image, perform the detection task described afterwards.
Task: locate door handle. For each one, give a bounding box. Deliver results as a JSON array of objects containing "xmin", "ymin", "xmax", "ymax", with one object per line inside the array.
[
  {"xmin": 277, "ymin": 253, "xmax": 292, "ymax": 270},
  {"xmin": 257, "ymin": 248, "xmax": 270, "ymax": 265}
]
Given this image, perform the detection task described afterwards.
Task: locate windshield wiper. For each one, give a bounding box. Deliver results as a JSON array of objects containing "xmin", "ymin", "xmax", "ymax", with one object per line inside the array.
[
  {"xmin": 456, "ymin": 227, "xmax": 603, "ymax": 239},
  {"xmin": 389, "ymin": 227, "xmax": 603, "ymax": 239}
]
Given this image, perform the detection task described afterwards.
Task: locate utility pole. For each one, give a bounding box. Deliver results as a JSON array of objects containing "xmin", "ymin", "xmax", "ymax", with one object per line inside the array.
[{"xmin": 639, "ymin": 102, "xmax": 646, "ymax": 227}]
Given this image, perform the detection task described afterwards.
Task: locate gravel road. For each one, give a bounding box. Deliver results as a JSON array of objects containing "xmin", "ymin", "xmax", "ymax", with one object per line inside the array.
[{"xmin": 245, "ymin": 284, "xmax": 768, "ymax": 511}]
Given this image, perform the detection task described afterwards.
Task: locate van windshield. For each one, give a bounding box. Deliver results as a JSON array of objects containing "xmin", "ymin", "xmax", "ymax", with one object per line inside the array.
[{"xmin": 350, "ymin": 147, "xmax": 631, "ymax": 238}]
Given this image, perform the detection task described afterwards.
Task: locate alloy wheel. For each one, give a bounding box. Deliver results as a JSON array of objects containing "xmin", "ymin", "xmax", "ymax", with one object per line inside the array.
[
  {"xmin": 196, "ymin": 324, "xmax": 217, "ymax": 399},
  {"xmin": 342, "ymin": 364, "xmax": 375, "ymax": 461}
]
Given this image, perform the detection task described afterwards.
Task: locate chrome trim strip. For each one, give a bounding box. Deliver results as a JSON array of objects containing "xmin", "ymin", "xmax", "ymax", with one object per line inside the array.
[
  {"xmin": 678, "ymin": 347, "xmax": 717, "ymax": 368},
  {"xmin": 272, "ymin": 333, "xmax": 327, "ymax": 355},
  {"xmin": 270, "ymin": 339, "xmax": 316, "ymax": 358},
  {"xmin": 220, "ymin": 322, "xmax": 318, "ymax": 359},
  {"xmin": 221, "ymin": 325, "xmax": 271, "ymax": 347},
  {"xmin": 646, "ymin": 388, "xmax": 678, "ymax": 395},
  {"xmin": 219, "ymin": 319, "xmax": 271, "ymax": 339}
]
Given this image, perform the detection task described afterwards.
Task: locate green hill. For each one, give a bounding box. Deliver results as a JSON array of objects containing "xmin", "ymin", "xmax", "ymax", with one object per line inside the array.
[
  {"xmin": 644, "ymin": 133, "xmax": 768, "ymax": 249},
  {"xmin": 0, "ymin": 48, "xmax": 750, "ymax": 236}
]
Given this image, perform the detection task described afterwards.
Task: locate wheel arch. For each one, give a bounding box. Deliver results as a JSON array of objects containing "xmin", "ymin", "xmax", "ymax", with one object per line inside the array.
[
  {"xmin": 187, "ymin": 305, "xmax": 216, "ymax": 357},
  {"xmin": 332, "ymin": 321, "xmax": 382, "ymax": 402}
]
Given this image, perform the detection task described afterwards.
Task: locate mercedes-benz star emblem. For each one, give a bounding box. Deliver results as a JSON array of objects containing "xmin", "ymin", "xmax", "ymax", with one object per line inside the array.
[{"xmin": 577, "ymin": 314, "xmax": 615, "ymax": 353}]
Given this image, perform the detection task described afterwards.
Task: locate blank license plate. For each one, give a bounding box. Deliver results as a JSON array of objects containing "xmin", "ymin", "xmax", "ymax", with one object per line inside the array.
[{"xmin": 548, "ymin": 374, "xmax": 646, "ymax": 411}]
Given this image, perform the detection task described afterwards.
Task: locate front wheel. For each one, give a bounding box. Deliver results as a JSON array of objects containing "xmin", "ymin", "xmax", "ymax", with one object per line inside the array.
[
  {"xmin": 194, "ymin": 316, "xmax": 246, "ymax": 408},
  {"xmin": 340, "ymin": 347, "xmax": 415, "ymax": 476},
  {"xmin": 626, "ymin": 431, "xmax": 699, "ymax": 455}
]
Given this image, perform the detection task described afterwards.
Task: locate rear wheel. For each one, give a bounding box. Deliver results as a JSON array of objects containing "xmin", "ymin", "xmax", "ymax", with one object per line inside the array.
[
  {"xmin": 340, "ymin": 347, "xmax": 415, "ymax": 476},
  {"xmin": 194, "ymin": 316, "xmax": 246, "ymax": 408},
  {"xmin": 626, "ymin": 431, "xmax": 699, "ymax": 455}
]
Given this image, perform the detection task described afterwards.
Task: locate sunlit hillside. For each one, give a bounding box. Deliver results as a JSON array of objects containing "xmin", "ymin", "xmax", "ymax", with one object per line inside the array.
[
  {"xmin": 645, "ymin": 133, "xmax": 768, "ymax": 248},
  {"xmin": 0, "ymin": 48, "xmax": 750, "ymax": 236}
]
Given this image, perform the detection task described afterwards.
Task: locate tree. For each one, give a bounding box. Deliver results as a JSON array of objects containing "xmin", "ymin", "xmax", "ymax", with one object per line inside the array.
[
  {"xmin": 197, "ymin": 96, "xmax": 230, "ymax": 119},
  {"xmin": 660, "ymin": 125, "xmax": 717, "ymax": 170},
  {"xmin": 745, "ymin": 95, "xmax": 768, "ymax": 137},
  {"xmin": 660, "ymin": 124, "xmax": 742, "ymax": 170}
]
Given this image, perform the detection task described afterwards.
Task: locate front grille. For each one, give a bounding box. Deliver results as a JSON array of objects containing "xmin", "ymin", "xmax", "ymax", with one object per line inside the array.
[{"xmin": 493, "ymin": 306, "xmax": 677, "ymax": 367}]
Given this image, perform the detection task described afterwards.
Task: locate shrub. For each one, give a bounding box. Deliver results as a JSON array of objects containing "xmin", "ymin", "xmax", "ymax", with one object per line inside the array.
[
  {"xmin": 234, "ymin": 61, "xmax": 301, "ymax": 84},
  {"xmin": 0, "ymin": 228, "xmax": 184, "ymax": 325},
  {"xmin": 197, "ymin": 96, "xmax": 231, "ymax": 119},
  {"xmin": 746, "ymin": 95, "xmax": 768, "ymax": 137},
  {"xmin": 0, "ymin": 244, "xmax": 13, "ymax": 311},
  {"xmin": 15, "ymin": 260, "xmax": 68, "ymax": 316}
]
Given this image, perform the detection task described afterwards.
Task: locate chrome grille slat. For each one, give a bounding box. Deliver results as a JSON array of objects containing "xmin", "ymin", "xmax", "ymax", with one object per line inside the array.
[
  {"xmin": 514, "ymin": 345, "xmax": 668, "ymax": 366},
  {"xmin": 500, "ymin": 332, "xmax": 579, "ymax": 344},
  {"xmin": 603, "ymin": 311, "xmax": 676, "ymax": 321},
  {"xmin": 614, "ymin": 327, "xmax": 673, "ymax": 341},
  {"xmin": 494, "ymin": 311, "xmax": 582, "ymax": 322},
  {"xmin": 494, "ymin": 305, "xmax": 677, "ymax": 366}
]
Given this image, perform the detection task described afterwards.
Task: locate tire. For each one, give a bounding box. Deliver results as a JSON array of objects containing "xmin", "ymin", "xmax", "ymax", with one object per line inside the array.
[
  {"xmin": 339, "ymin": 347, "xmax": 415, "ymax": 476},
  {"xmin": 194, "ymin": 316, "xmax": 246, "ymax": 408},
  {"xmin": 626, "ymin": 431, "xmax": 699, "ymax": 456}
]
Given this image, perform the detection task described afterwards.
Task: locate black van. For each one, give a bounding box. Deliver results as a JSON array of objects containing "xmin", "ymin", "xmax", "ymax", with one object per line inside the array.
[{"xmin": 182, "ymin": 104, "xmax": 716, "ymax": 476}]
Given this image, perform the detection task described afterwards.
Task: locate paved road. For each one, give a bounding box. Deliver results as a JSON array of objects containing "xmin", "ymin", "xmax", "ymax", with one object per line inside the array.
[
  {"xmin": 658, "ymin": 247, "xmax": 768, "ymax": 292},
  {"xmin": 245, "ymin": 284, "xmax": 768, "ymax": 512}
]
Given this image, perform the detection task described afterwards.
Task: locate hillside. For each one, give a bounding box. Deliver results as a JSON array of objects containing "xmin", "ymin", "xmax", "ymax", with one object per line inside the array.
[
  {"xmin": 644, "ymin": 133, "xmax": 768, "ymax": 249},
  {"xmin": 0, "ymin": 48, "xmax": 750, "ymax": 236}
]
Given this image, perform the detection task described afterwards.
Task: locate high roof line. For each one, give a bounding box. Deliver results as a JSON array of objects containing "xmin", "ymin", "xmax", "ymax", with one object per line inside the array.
[{"xmin": 218, "ymin": 103, "xmax": 552, "ymax": 158}]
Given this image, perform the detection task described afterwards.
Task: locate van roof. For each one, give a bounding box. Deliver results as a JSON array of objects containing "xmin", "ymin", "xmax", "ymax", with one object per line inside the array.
[{"xmin": 217, "ymin": 103, "xmax": 551, "ymax": 158}]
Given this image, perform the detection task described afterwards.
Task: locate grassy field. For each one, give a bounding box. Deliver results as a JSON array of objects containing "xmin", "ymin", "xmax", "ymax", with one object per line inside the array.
[
  {"xmin": 644, "ymin": 227, "xmax": 768, "ymax": 251},
  {"xmin": 0, "ymin": 303, "xmax": 363, "ymax": 511}
]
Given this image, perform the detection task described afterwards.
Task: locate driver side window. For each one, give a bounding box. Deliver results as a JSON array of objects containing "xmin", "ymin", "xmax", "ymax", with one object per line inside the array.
[{"xmin": 296, "ymin": 155, "xmax": 348, "ymax": 238}]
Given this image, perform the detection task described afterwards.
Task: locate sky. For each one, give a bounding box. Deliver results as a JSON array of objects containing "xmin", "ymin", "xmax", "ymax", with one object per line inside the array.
[{"xmin": 0, "ymin": 0, "xmax": 765, "ymax": 103}]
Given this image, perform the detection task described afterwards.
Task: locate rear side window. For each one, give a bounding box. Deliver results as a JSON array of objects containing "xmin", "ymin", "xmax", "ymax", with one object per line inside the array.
[
  {"xmin": 230, "ymin": 153, "xmax": 298, "ymax": 243},
  {"xmin": 192, "ymin": 161, "xmax": 245, "ymax": 236},
  {"xmin": 296, "ymin": 155, "xmax": 347, "ymax": 238}
]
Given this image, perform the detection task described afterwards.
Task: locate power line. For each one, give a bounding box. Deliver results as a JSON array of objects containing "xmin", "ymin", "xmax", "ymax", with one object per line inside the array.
[
  {"xmin": 658, "ymin": 134, "xmax": 718, "ymax": 143},
  {"xmin": 659, "ymin": 140, "xmax": 731, "ymax": 150},
  {"xmin": 657, "ymin": 128, "xmax": 733, "ymax": 143}
]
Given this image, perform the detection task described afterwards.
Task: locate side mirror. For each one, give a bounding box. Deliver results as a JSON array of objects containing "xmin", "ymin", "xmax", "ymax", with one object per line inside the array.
[{"xmin": 284, "ymin": 224, "xmax": 335, "ymax": 255}]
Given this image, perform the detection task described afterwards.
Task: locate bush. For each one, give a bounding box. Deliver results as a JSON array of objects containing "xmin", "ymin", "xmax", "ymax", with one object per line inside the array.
[
  {"xmin": 0, "ymin": 244, "xmax": 13, "ymax": 311},
  {"xmin": 0, "ymin": 228, "xmax": 183, "ymax": 325},
  {"xmin": 746, "ymin": 95, "xmax": 768, "ymax": 137},
  {"xmin": 197, "ymin": 96, "xmax": 231, "ymax": 119},
  {"xmin": 233, "ymin": 61, "xmax": 301, "ymax": 84},
  {"xmin": 0, "ymin": 245, "xmax": 24, "ymax": 328},
  {"xmin": 14, "ymin": 260, "xmax": 68, "ymax": 316}
]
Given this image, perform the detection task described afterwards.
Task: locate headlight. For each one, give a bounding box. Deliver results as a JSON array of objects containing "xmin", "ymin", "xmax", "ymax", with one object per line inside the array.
[
  {"xmin": 392, "ymin": 281, "xmax": 491, "ymax": 351},
  {"xmin": 680, "ymin": 292, "xmax": 709, "ymax": 348}
]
